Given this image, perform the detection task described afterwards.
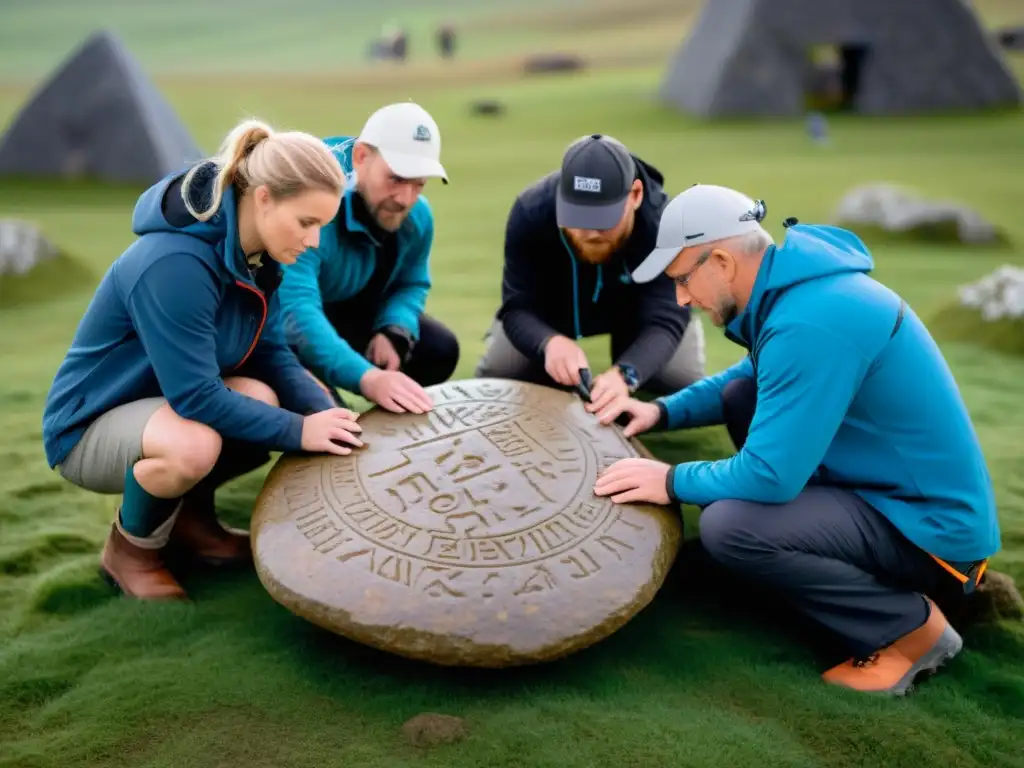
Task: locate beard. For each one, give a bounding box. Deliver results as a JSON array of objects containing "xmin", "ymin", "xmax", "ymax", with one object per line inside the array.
[
  {"xmin": 708, "ymin": 298, "xmax": 738, "ymax": 327},
  {"xmin": 566, "ymin": 209, "xmax": 635, "ymax": 264},
  {"xmin": 371, "ymin": 200, "xmax": 409, "ymax": 231},
  {"xmin": 356, "ymin": 183, "xmax": 409, "ymax": 232},
  {"xmin": 568, "ymin": 230, "xmax": 629, "ymax": 264}
]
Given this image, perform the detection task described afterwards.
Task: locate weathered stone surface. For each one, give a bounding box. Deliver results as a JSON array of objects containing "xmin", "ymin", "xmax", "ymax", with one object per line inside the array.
[
  {"xmin": 832, "ymin": 184, "xmax": 1008, "ymax": 246},
  {"xmin": 251, "ymin": 379, "xmax": 683, "ymax": 667}
]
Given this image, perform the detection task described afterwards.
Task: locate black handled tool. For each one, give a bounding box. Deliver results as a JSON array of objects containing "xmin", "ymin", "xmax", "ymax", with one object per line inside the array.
[
  {"xmin": 576, "ymin": 367, "xmax": 595, "ymax": 402},
  {"xmin": 575, "ymin": 367, "xmax": 632, "ymax": 428}
]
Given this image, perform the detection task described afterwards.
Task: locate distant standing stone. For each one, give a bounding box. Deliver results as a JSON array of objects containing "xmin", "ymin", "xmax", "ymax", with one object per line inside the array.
[{"xmin": 251, "ymin": 379, "xmax": 683, "ymax": 667}]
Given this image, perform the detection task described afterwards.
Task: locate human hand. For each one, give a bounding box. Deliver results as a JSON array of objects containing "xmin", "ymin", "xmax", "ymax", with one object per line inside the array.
[
  {"xmin": 593, "ymin": 398, "xmax": 662, "ymax": 437},
  {"xmin": 366, "ymin": 333, "xmax": 401, "ymax": 371},
  {"xmin": 301, "ymin": 407, "xmax": 364, "ymax": 455},
  {"xmin": 593, "ymin": 458, "xmax": 673, "ymax": 505},
  {"xmin": 544, "ymin": 336, "xmax": 589, "ymax": 387},
  {"xmin": 584, "ymin": 367, "xmax": 630, "ymax": 415},
  {"xmin": 359, "ymin": 368, "xmax": 433, "ymax": 414}
]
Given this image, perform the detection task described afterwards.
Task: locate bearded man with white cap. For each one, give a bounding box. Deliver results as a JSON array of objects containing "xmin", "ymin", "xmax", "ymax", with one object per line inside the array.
[
  {"xmin": 278, "ymin": 102, "xmax": 459, "ymax": 415},
  {"xmin": 592, "ymin": 184, "xmax": 1001, "ymax": 696}
]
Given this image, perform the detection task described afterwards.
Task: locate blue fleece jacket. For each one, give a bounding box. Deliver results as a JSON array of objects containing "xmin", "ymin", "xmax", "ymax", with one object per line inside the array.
[
  {"xmin": 658, "ymin": 224, "xmax": 1000, "ymax": 564},
  {"xmin": 41, "ymin": 164, "xmax": 336, "ymax": 469},
  {"xmin": 276, "ymin": 135, "xmax": 434, "ymax": 393}
]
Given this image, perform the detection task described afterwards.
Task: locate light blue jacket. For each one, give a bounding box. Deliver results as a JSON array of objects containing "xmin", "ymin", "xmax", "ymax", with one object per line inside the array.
[
  {"xmin": 659, "ymin": 223, "xmax": 1000, "ymax": 564},
  {"xmin": 277, "ymin": 135, "xmax": 434, "ymax": 392}
]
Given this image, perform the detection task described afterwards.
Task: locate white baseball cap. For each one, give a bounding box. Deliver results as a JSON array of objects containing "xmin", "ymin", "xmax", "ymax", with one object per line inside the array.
[
  {"xmin": 631, "ymin": 184, "xmax": 767, "ymax": 283},
  {"xmin": 357, "ymin": 102, "xmax": 448, "ymax": 184}
]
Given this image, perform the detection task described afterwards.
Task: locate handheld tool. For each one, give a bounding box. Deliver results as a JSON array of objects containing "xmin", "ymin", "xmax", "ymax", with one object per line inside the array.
[{"xmin": 575, "ymin": 367, "xmax": 632, "ymax": 428}]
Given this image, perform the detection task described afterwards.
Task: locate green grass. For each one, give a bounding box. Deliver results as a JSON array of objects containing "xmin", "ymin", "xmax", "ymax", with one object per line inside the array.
[
  {"xmin": 0, "ymin": 0, "xmax": 697, "ymax": 82},
  {"xmin": 0, "ymin": 251, "xmax": 94, "ymax": 310},
  {"xmin": 2, "ymin": 3, "xmax": 1024, "ymax": 765},
  {"xmin": 930, "ymin": 270, "xmax": 1024, "ymax": 359},
  {"xmin": 0, "ymin": 0, "xmax": 561, "ymax": 78}
]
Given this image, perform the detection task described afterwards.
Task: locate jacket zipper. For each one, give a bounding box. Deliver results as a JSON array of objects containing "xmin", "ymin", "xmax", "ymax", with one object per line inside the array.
[{"xmin": 233, "ymin": 279, "xmax": 267, "ymax": 369}]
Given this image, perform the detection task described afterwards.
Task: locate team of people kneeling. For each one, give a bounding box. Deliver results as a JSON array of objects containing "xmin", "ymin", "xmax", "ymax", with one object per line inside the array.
[{"xmin": 41, "ymin": 103, "xmax": 1001, "ymax": 696}]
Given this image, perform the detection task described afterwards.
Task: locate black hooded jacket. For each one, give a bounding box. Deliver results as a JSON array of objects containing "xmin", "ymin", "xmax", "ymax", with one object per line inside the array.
[{"xmin": 495, "ymin": 155, "xmax": 691, "ymax": 386}]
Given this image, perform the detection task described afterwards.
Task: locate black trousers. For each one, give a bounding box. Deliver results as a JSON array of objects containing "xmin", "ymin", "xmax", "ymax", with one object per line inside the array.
[
  {"xmin": 700, "ymin": 377, "xmax": 966, "ymax": 659},
  {"xmin": 473, "ymin": 317, "xmax": 705, "ymax": 396},
  {"xmin": 322, "ymin": 301, "xmax": 460, "ymax": 389}
]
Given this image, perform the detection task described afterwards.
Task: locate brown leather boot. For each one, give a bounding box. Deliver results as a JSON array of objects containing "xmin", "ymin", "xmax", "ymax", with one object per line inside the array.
[
  {"xmin": 100, "ymin": 519, "xmax": 187, "ymax": 600},
  {"xmin": 167, "ymin": 494, "xmax": 252, "ymax": 567}
]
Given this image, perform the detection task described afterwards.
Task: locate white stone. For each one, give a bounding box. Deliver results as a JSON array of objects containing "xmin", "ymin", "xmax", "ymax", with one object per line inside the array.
[
  {"xmin": 0, "ymin": 219, "xmax": 60, "ymax": 276},
  {"xmin": 957, "ymin": 265, "xmax": 1024, "ymax": 321},
  {"xmin": 833, "ymin": 183, "xmax": 1005, "ymax": 245}
]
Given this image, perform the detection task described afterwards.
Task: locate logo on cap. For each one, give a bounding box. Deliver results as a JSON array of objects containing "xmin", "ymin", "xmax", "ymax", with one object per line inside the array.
[
  {"xmin": 413, "ymin": 124, "xmax": 431, "ymax": 142},
  {"xmin": 573, "ymin": 176, "xmax": 602, "ymax": 193}
]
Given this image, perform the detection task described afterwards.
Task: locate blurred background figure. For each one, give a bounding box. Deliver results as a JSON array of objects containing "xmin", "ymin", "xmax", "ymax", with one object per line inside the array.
[{"xmin": 437, "ymin": 22, "xmax": 457, "ymax": 60}]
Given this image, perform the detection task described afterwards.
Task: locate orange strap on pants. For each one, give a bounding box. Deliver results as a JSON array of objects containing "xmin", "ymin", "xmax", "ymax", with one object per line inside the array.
[{"xmin": 930, "ymin": 554, "xmax": 988, "ymax": 594}]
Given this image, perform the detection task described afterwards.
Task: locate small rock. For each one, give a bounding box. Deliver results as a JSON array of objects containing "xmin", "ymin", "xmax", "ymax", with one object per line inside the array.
[
  {"xmin": 833, "ymin": 184, "xmax": 1007, "ymax": 246},
  {"xmin": 995, "ymin": 25, "xmax": 1024, "ymax": 52},
  {"xmin": 0, "ymin": 219, "xmax": 60, "ymax": 276},
  {"xmin": 957, "ymin": 265, "xmax": 1024, "ymax": 321},
  {"xmin": 470, "ymin": 99, "xmax": 505, "ymax": 117},
  {"xmin": 971, "ymin": 571, "xmax": 1024, "ymax": 622},
  {"xmin": 401, "ymin": 713, "xmax": 467, "ymax": 748},
  {"xmin": 523, "ymin": 53, "xmax": 586, "ymax": 74}
]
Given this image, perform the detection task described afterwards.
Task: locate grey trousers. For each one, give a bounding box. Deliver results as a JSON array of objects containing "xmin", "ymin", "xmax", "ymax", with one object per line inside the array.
[
  {"xmin": 473, "ymin": 315, "xmax": 706, "ymax": 395},
  {"xmin": 700, "ymin": 377, "xmax": 963, "ymax": 659}
]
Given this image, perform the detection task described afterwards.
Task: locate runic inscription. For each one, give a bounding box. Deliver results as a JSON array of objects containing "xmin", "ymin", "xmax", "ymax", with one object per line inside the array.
[
  {"xmin": 358, "ymin": 417, "xmax": 586, "ymax": 538},
  {"xmin": 251, "ymin": 379, "xmax": 684, "ymax": 668}
]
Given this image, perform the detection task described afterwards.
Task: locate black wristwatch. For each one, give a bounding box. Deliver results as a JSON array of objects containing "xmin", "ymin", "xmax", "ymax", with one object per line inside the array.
[
  {"xmin": 616, "ymin": 363, "xmax": 640, "ymax": 393},
  {"xmin": 380, "ymin": 325, "xmax": 414, "ymax": 363}
]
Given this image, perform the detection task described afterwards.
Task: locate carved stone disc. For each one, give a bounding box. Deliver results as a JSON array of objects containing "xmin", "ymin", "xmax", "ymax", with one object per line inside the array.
[{"xmin": 250, "ymin": 378, "xmax": 683, "ymax": 667}]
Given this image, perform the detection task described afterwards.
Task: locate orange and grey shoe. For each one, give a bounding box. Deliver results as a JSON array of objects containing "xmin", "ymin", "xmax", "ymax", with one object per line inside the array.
[{"xmin": 822, "ymin": 598, "xmax": 963, "ymax": 696}]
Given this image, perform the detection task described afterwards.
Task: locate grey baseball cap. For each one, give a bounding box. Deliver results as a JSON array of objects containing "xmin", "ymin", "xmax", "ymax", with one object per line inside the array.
[
  {"xmin": 555, "ymin": 134, "xmax": 637, "ymax": 230},
  {"xmin": 631, "ymin": 184, "xmax": 768, "ymax": 283}
]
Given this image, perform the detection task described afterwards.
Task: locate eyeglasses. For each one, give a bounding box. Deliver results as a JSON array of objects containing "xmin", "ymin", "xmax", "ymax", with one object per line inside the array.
[{"xmin": 671, "ymin": 249, "xmax": 711, "ymax": 288}]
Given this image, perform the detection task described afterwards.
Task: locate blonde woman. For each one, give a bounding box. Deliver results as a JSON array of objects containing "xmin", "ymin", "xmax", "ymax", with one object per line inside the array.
[{"xmin": 43, "ymin": 118, "xmax": 363, "ymax": 601}]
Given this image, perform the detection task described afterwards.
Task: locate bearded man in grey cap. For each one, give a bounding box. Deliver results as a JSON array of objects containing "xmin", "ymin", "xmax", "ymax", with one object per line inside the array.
[{"xmin": 474, "ymin": 134, "xmax": 705, "ymax": 413}]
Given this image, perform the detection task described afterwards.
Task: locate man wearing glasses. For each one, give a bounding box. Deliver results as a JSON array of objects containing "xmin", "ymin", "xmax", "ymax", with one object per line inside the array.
[
  {"xmin": 474, "ymin": 134, "xmax": 705, "ymax": 411},
  {"xmin": 593, "ymin": 183, "xmax": 1000, "ymax": 697}
]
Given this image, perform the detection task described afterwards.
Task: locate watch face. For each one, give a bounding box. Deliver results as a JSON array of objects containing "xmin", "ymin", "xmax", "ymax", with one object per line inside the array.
[{"xmin": 619, "ymin": 365, "xmax": 639, "ymax": 390}]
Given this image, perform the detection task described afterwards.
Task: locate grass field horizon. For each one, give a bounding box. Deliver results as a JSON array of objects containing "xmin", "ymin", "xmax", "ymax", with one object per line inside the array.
[{"xmin": 2, "ymin": 2, "xmax": 1024, "ymax": 766}]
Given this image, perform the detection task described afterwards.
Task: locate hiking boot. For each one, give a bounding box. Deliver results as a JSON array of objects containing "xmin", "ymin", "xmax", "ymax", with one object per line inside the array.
[
  {"xmin": 100, "ymin": 520, "xmax": 187, "ymax": 601},
  {"xmin": 167, "ymin": 494, "xmax": 251, "ymax": 567},
  {"xmin": 822, "ymin": 598, "xmax": 963, "ymax": 696}
]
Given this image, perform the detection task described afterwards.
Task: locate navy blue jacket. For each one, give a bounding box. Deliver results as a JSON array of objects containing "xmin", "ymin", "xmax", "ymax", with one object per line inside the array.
[
  {"xmin": 42, "ymin": 163, "xmax": 336, "ymax": 469},
  {"xmin": 496, "ymin": 154, "xmax": 691, "ymax": 387}
]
